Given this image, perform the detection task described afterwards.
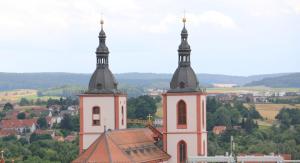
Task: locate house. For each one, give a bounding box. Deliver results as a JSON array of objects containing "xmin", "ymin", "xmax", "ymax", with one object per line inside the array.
[
  {"xmin": 48, "ymin": 104, "xmax": 62, "ymax": 112},
  {"xmin": 67, "ymin": 105, "xmax": 79, "ymax": 112},
  {"xmin": 60, "ymin": 109, "xmax": 77, "ymax": 116},
  {"xmin": 30, "ymin": 106, "xmax": 48, "ymax": 117},
  {"xmin": 239, "ymin": 153, "xmax": 291, "ymax": 163},
  {"xmin": 34, "ymin": 129, "xmax": 55, "ymax": 138},
  {"xmin": 0, "ymin": 119, "xmax": 37, "ymax": 134},
  {"xmin": 213, "ymin": 126, "xmax": 227, "ymax": 135},
  {"xmin": 153, "ymin": 118, "xmax": 163, "ymax": 126},
  {"xmin": 73, "ymin": 128, "xmax": 170, "ymax": 163},
  {"xmin": 54, "ymin": 135, "xmax": 64, "ymax": 142},
  {"xmin": 65, "ymin": 134, "xmax": 76, "ymax": 142},
  {"xmin": 45, "ymin": 116, "xmax": 55, "ymax": 128},
  {"xmin": 0, "ymin": 129, "xmax": 18, "ymax": 137}
]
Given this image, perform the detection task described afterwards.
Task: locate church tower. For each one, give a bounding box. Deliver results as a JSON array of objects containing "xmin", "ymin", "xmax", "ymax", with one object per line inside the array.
[
  {"xmin": 162, "ymin": 17, "xmax": 207, "ymax": 163},
  {"xmin": 79, "ymin": 19, "xmax": 127, "ymax": 153}
]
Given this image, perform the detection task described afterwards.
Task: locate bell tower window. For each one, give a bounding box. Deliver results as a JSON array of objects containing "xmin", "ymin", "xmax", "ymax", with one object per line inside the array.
[
  {"xmin": 121, "ymin": 106, "xmax": 124, "ymax": 125},
  {"xmin": 177, "ymin": 100, "xmax": 187, "ymax": 128},
  {"xmin": 177, "ymin": 140, "xmax": 187, "ymax": 163},
  {"xmin": 92, "ymin": 106, "xmax": 100, "ymax": 126}
]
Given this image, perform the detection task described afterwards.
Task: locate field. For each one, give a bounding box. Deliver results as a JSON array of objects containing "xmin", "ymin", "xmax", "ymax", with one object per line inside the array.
[
  {"xmin": 206, "ymin": 86, "xmax": 300, "ymax": 94},
  {"xmin": 0, "ymin": 89, "xmax": 58, "ymax": 104},
  {"xmin": 245, "ymin": 103, "xmax": 300, "ymax": 121}
]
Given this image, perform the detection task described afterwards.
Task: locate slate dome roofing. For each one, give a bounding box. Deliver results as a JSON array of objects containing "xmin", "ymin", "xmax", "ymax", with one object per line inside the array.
[
  {"xmin": 88, "ymin": 68, "xmax": 118, "ymax": 93},
  {"xmin": 168, "ymin": 18, "xmax": 201, "ymax": 93},
  {"xmin": 86, "ymin": 19, "xmax": 119, "ymax": 94}
]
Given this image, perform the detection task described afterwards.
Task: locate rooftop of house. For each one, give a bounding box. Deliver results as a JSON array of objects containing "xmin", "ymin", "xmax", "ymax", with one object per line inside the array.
[
  {"xmin": 73, "ymin": 128, "xmax": 170, "ymax": 163},
  {"xmin": 0, "ymin": 119, "xmax": 37, "ymax": 129}
]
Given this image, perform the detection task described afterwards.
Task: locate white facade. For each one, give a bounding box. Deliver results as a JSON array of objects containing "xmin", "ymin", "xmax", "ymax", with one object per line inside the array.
[
  {"xmin": 79, "ymin": 94, "xmax": 127, "ymax": 152},
  {"xmin": 163, "ymin": 93, "xmax": 207, "ymax": 163}
]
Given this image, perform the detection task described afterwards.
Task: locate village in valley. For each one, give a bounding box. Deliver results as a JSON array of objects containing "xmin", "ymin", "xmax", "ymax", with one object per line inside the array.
[
  {"xmin": 0, "ymin": 94, "xmax": 78, "ymax": 143},
  {"xmin": 1, "ymin": 0, "xmax": 300, "ymax": 162}
]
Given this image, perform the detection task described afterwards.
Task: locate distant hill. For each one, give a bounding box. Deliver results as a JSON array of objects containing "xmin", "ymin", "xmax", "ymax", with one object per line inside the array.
[
  {"xmin": 0, "ymin": 72, "xmax": 294, "ymax": 91},
  {"xmin": 245, "ymin": 73, "xmax": 300, "ymax": 88}
]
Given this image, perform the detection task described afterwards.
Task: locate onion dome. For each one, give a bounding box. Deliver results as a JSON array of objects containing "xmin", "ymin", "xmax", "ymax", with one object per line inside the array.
[
  {"xmin": 87, "ymin": 19, "xmax": 119, "ymax": 94},
  {"xmin": 168, "ymin": 17, "xmax": 200, "ymax": 92}
]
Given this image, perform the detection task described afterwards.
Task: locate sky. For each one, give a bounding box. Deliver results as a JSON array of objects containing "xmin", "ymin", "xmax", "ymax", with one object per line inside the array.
[{"xmin": 0, "ymin": 0, "xmax": 299, "ymax": 76}]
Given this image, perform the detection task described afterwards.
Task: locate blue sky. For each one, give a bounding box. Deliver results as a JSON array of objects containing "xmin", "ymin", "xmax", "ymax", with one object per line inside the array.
[{"xmin": 0, "ymin": 0, "xmax": 299, "ymax": 76}]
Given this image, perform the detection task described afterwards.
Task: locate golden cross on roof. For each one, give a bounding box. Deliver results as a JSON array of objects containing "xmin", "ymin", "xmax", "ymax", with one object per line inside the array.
[{"xmin": 147, "ymin": 114, "xmax": 153, "ymax": 124}]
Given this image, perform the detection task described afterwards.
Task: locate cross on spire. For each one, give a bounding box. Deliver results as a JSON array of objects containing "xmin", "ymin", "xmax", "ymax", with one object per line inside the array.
[
  {"xmin": 100, "ymin": 13, "xmax": 104, "ymax": 29},
  {"xmin": 147, "ymin": 114, "xmax": 153, "ymax": 124},
  {"xmin": 183, "ymin": 10, "xmax": 186, "ymax": 25}
]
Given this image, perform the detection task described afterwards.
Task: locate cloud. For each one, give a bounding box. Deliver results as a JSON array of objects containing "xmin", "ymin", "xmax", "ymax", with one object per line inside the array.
[
  {"xmin": 189, "ymin": 11, "xmax": 238, "ymax": 29},
  {"xmin": 141, "ymin": 14, "xmax": 177, "ymax": 33},
  {"xmin": 141, "ymin": 11, "xmax": 238, "ymax": 33},
  {"xmin": 249, "ymin": 0, "xmax": 300, "ymax": 16}
]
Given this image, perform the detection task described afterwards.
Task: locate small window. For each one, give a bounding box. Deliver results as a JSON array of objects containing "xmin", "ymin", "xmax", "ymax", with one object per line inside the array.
[
  {"xmin": 92, "ymin": 106, "xmax": 100, "ymax": 126},
  {"xmin": 93, "ymin": 107, "xmax": 100, "ymax": 114},
  {"xmin": 121, "ymin": 106, "xmax": 124, "ymax": 125},
  {"xmin": 93, "ymin": 120, "xmax": 100, "ymax": 126}
]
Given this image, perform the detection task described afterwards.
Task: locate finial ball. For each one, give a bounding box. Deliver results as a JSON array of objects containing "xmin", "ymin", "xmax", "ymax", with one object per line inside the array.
[
  {"xmin": 182, "ymin": 17, "xmax": 186, "ymax": 23},
  {"xmin": 100, "ymin": 19, "xmax": 104, "ymax": 25}
]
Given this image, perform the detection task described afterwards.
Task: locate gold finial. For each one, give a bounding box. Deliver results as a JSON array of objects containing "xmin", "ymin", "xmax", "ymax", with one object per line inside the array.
[
  {"xmin": 100, "ymin": 13, "xmax": 104, "ymax": 28},
  {"xmin": 182, "ymin": 10, "xmax": 186, "ymax": 24}
]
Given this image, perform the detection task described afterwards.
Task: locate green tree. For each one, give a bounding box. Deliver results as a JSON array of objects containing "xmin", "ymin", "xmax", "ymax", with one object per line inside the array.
[
  {"xmin": 3, "ymin": 102, "xmax": 13, "ymax": 111},
  {"xmin": 30, "ymin": 133, "xmax": 52, "ymax": 142},
  {"xmin": 214, "ymin": 106, "xmax": 232, "ymax": 127},
  {"xmin": 17, "ymin": 112, "xmax": 26, "ymax": 119},
  {"xmin": 60, "ymin": 114, "xmax": 73, "ymax": 130},
  {"xmin": 0, "ymin": 111, "xmax": 6, "ymax": 120},
  {"xmin": 37, "ymin": 117, "xmax": 48, "ymax": 129},
  {"xmin": 127, "ymin": 95, "xmax": 157, "ymax": 119},
  {"xmin": 19, "ymin": 98, "xmax": 30, "ymax": 106}
]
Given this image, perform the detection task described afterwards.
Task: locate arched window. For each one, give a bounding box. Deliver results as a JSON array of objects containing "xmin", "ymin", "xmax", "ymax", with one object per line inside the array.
[
  {"xmin": 121, "ymin": 106, "xmax": 124, "ymax": 125},
  {"xmin": 92, "ymin": 106, "xmax": 100, "ymax": 126},
  {"xmin": 177, "ymin": 140, "xmax": 187, "ymax": 163},
  {"xmin": 177, "ymin": 100, "xmax": 187, "ymax": 128},
  {"xmin": 202, "ymin": 100, "xmax": 205, "ymax": 129}
]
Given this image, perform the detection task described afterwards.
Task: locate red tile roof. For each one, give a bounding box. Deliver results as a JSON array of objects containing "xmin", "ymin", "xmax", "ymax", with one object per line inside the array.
[
  {"xmin": 213, "ymin": 125, "xmax": 227, "ymax": 135},
  {"xmin": 0, "ymin": 129, "xmax": 17, "ymax": 137},
  {"xmin": 0, "ymin": 119, "xmax": 37, "ymax": 129},
  {"xmin": 34, "ymin": 129, "xmax": 54, "ymax": 135},
  {"xmin": 65, "ymin": 135, "xmax": 76, "ymax": 142},
  {"xmin": 73, "ymin": 128, "xmax": 170, "ymax": 163}
]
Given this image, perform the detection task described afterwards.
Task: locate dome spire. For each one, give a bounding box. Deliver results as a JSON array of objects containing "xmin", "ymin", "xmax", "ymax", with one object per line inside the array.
[
  {"xmin": 87, "ymin": 17, "xmax": 119, "ymax": 94},
  {"xmin": 96, "ymin": 17, "xmax": 109, "ymax": 68},
  {"xmin": 178, "ymin": 14, "xmax": 191, "ymax": 67},
  {"xmin": 168, "ymin": 14, "xmax": 200, "ymax": 92}
]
